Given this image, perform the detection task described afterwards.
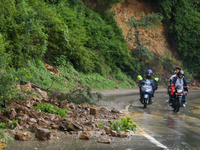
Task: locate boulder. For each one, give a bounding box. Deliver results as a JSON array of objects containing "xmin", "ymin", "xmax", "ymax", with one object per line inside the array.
[
  {"xmin": 22, "ymin": 83, "xmax": 32, "ymax": 90},
  {"xmin": 100, "ymin": 107, "xmax": 110, "ymax": 113},
  {"xmin": 67, "ymin": 122, "xmax": 83, "ymax": 131},
  {"xmin": 68, "ymin": 103, "xmax": 75, "ymax": 109},
  {"xmin": 59, "ymin": 100, "xmax": 68, "ymax": 109},
  {"xmin": 28, "ymin": 118, "xmax": 37, "ymax": 125},
  {"xmin": 9, "ymin": 108, "xmax": 17, "ymax": 120},
  {"xmin": 51, "ymin": 124, "xmax": 60, "ymax": 129},
  {"xmin": 38, "ymin": 119, "xmax": 50, "ymax": 128},
  {"xmin": 15, "ymin": 113, "xmax": 29, "ymax": 126},
  {"xmin": 70, "ymin": 131, "xmax": 78, "ymax": 135},
  {"xmin": 24, "ymin": 100, "xmax": 33, "ymax": 108},
  {"xmin": 14, "ymin": 131, "xmax": 31, "ymax": 141},
  {"xmin": 111, "ymin": 130, "xmax": 118, "ymax": 137},
  {"xmin": 111, "ymin": 108, "xmax": 121, "ymax": 113},
  {"xmin": 97, "ymin": 138, "xmax": 111, "ymax": 144},
  {"xmin": 48, "ymin": 114, "xmax": 56, "ymax": 121},
  {"xmin": 35, "ymin": 88, "xmax": 48, "ymax": 101},
  {"xmin": 82, "ymin": 103, "xmax": 90, "ymax": 109},
  {"xmin": 15, "ymin": 105, "xmax": 30, "ymax": 115},
  {"xmin": 104, "ymin": 126, "xmax": 111, "ymax": 134},
  {"xmin": 90, "ymin": 106, "xmax": 98, "ymax": 115},
  {"xmin": 35, "ymin": 128, "xmax": 53, "ymax": 141},
  {"xmin": 117, "ymin": 131, "xmax": 128, "ymax": 138},
  {"xmin": 80, "ymin": 131, "xmax": 91, "ymax": 140}
]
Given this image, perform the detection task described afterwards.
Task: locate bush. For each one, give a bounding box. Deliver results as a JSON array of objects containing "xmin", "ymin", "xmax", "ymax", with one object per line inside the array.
[
  {"xmin": 110, "ymin": 117, "xmax": 137, "ymax": 131},
  {"xmin": 151, "ymin": 0, "xmax": 200, "ymax": 74},
  {"xmin": 35, "ymin": 103, "xmax": 69, "ymax": 118}
]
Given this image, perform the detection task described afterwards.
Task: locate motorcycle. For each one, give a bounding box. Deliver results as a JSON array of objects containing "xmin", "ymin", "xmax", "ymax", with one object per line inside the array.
[
  {"xmin": 140, "ymin": 79, "xmax": 154, "ymax": 108},
  {"xmin": 170, "ymin": 84, "xmax": 187, "ymax": 113}
]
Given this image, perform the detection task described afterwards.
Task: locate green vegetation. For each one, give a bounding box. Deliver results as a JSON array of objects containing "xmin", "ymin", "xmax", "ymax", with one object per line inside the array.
[
  {"xmin": 0, "ymin": 122, "xmax": 7, "ymax": 129},
  {"xmin": 110, "ymin": 117, "xmax": 137, "ymax": 131},
  {"xmin": 10, "ymin": 119, "xmax": 18, "ymax": 130},
  {"xmin": 35, "ymin": 103, "xmax": 69, "ymax": 117},
  {"xmin": 0, "ymin": 0, "xmax": 193, "ymax": 108},
  {"xmin": 0, "ymin": 129, "xmax": 14, "ymax": 143},
  {"xmin": 98, "ymin": 122, "xmax": 102, "ymax": 129},
  {"xmin": 150, "ymin": 0, "xmax": 200, "ymax": 74},
  {"xmin": 0, "ymin": 0, "xmax": 139, "ymax": 106}
]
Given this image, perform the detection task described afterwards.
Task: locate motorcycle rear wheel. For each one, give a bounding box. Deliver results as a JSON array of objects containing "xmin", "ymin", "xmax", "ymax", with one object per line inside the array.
[{"xmin": 174, "ymin": 99, "xmax": 180, "ymax": 113}]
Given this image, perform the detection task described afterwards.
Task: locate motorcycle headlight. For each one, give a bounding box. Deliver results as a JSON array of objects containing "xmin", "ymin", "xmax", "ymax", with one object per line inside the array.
[
  {"xmin": 145, "ymin": 88, "xmax": 151, "ymax": 92},
  {"xmin": 177, "ymin": 89, "xmax": 183, "ymax": 93}
]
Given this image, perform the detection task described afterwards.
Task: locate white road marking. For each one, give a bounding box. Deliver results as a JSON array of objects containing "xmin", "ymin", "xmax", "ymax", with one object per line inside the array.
[{"xmin": 122, "ymin": 104, "xmax": 169, "ymax": 150}]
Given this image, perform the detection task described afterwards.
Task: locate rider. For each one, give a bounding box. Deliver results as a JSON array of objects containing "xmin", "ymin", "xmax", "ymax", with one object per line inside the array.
[
  {"xmin": 167, "ymin": 67, "xmax": 181, "ymax": 98},
  {"xmin": 138, "ymin": 69, "xmax": 158, "ymax": 104},
  {"xmin": 170, "ymin": 70, "xmax": 189, "ymax": 107},
  {"xmin": 169, "ymin": 67, "xmax": 181, "ymax": 81}
]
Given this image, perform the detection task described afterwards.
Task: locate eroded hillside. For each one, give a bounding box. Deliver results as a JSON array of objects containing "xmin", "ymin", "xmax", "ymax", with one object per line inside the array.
[{"xmin": 112, "ymin": 0, "xmax": 171, "ymax": 56}]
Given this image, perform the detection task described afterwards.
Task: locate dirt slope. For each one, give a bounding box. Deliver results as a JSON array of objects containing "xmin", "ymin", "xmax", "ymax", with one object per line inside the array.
[{"xmin": 112, "ymin": 0, "xmax": 171, "ymax": 56}]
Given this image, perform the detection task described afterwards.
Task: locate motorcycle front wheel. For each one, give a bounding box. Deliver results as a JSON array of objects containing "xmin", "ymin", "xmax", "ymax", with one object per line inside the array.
[{"xmin": 144, "ymin": 98, "xmax": 148, "ymax": 108}]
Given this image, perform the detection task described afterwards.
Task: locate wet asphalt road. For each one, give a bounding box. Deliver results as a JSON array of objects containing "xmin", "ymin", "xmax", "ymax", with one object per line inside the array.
[
  {"xmin": 98, "ymin": 88, "xmax": 200, "ymax": 150},
  {"xmin": 7, "ymin": 88, "xmax": 200, "ymax": 150}
]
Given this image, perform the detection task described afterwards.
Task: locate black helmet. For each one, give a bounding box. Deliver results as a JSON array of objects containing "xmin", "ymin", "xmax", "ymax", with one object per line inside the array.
[
  {"xmin": 177, "ymin": 70, "xmax": 184, "ymax": 76},
  {"xmin": 176, "ymin": 67, "xmax": 181, "ymax": 70}
]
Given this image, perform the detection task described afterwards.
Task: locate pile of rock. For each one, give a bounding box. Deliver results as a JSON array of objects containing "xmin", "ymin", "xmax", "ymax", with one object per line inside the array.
[{"xmin": 0, "ymin": 83, "xmax": 126, "ymax": 142}]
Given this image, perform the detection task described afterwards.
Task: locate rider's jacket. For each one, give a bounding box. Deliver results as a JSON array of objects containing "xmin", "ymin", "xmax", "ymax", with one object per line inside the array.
[
  {"xmin": 170, "ymin": 74, "xmax": 177, "ymax": 80},
  {"xmin": 138, "ymin": 78, "xmax": 158, "ymax": 92},
  {"xmin": 171, "ymin": 76, "xmax": 188, "ymax": 91}
]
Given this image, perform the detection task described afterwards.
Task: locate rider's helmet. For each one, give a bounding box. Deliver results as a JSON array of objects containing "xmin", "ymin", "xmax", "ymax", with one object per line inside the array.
[
  {"xmin": 146, "ymin": 69, "xmax": 152, "ymax": 79},
  {"xmin": 146, "ymin": 69, "xmax": 153, "ymax": 75},
  {"xmin": 177, "ymin": 70, "xmax": 184, "ymax": 78}
]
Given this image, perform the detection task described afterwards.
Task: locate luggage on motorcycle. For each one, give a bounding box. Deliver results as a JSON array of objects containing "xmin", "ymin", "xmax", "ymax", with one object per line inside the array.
[{"xmin": 170, "ymin": 86, "xmax": 175, "ymax": 95}]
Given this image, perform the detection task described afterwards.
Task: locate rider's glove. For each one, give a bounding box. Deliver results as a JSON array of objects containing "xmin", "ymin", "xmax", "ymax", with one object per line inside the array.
[
  {"xmin": 137, "ymin": 75, "xmax": 143, "ymax": 80},
  {"xmin": 154, "ymin": 78, "xmax": 159, "ymax": 82}
]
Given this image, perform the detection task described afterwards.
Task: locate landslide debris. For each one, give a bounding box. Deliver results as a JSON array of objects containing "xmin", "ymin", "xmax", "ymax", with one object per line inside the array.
[{"xmin": 0, "ymin": 83, "xmax": 131, "ymax": 142}]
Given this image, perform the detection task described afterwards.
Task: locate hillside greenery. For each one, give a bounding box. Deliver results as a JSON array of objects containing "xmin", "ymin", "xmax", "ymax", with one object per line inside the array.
[
  {"xmin": 0, "ymin": 0, "xmax": 141, "ymax": 103},
  {"xmin": 0, "ymin": 0, "xmax": 188, "ymax": 105},
  {"xmin": 150, "ymin": 0, "xmax": 200, "ymax": 74}
]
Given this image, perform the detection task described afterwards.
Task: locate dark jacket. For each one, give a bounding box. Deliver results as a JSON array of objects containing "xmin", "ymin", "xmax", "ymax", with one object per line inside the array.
[{"xmin": 139, "ymin": 79, "xmax": 158, "ymax": 92}]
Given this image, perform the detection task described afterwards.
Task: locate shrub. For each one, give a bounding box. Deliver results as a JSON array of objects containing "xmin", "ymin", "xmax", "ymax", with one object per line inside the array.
[
  {"xmin": 35, "ymin": 103, "xmax": 69, "ymax": 118},
  {"xmin": 110, "ymin": 117, "xmax": 137, "ymax": 131}
]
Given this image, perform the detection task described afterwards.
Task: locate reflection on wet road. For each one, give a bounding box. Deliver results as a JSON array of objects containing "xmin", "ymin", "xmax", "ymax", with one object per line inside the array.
[
  {"xmin": 7, "ymin": 88, "xmax": 200, "ymax": 150},
  {"xmin": 127, "ymin": 90, "xmax": 200, "ymax": 150}
]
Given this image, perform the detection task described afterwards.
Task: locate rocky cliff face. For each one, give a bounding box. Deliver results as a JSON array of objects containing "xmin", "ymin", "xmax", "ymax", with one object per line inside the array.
[{"xmin": 112, "ymin": 0, "xmax": 170, "ymax": 56}]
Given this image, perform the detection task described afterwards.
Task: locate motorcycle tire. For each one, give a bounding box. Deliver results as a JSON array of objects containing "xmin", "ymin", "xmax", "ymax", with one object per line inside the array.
[
  {"xmin": 174, "ymin": 99, "xmax": 180, "ymax": 113},
  {"xmin": 144, "ymin": 98, "xmax": 148, "ymax": 108}
]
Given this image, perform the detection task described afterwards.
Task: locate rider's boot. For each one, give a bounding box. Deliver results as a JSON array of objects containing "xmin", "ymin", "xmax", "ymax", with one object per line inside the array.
[{"xmin": 181, "ymin": 99, "xmax": 186, "ymax": 107}]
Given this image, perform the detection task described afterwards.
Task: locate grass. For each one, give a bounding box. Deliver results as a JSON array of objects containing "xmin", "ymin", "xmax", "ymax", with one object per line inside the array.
[{"xmin": 16, "ymin": 59, "xmax": 137, "ymax": 93}]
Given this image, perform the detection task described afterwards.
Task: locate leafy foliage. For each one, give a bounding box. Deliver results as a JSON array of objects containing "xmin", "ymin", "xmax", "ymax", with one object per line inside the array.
[
  {"xmin": 150, "ymin": 0, "xmax": 200, "ymax": 74},
  {"xmin": 0, "ymin": 122, "xmax": 7, "ymax": 129},
  {"xmin": 35, "ymin": 103, "xmax": 69, "ymax": 118},
  {"xmin": 110, "ymin": 117, "xmax": 137, "ymax": 131},
  {"xmin": 0, "ymin": 129, "xmax": 14, "ymax": 143}
]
